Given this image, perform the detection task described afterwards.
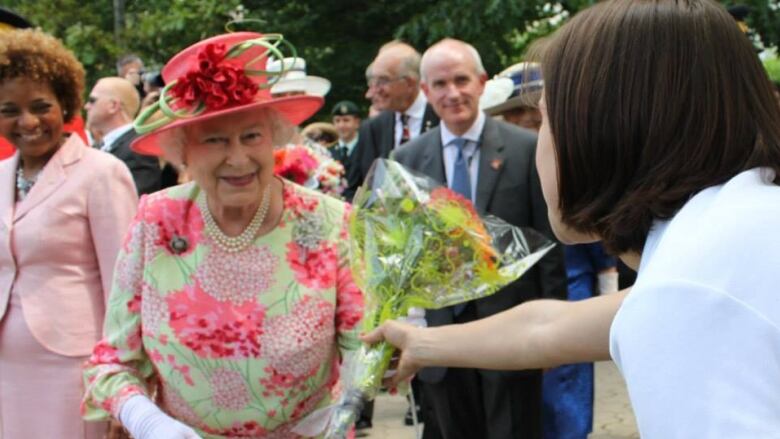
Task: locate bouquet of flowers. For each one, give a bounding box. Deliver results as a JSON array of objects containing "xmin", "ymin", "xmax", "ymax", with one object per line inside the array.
[
  {"xmin": 296, "ymin": 159, "xmax": 554, "ymax": 438},
  {"xmin": 273, "ymin": 140, "xmax": 346, "ymax": 196}
]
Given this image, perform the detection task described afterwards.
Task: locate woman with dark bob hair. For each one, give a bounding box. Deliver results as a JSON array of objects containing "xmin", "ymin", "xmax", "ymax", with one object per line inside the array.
[
  {"xmin": 0, "ymin": 29, "xmax": 138, "ymax": 437},
  {"xmin": 366, "ymin": 0, "xmax": 780, "ymax": 437}
]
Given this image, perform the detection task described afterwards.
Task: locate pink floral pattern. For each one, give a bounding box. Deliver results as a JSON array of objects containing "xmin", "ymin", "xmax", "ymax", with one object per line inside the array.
[
  {"xmin": 282, "ymin": 184, "xmax": 319, "ymax": 217},
  {"xmin": 141, "ymin": 282, "xmax": 168, "ymax": 336},
  {"xmin": 286, "ymin": 241, "xmax": 339, "ymax": 290},
  {"xmin": 82, "ymin": 182, "xmax": 364, "ymax": 437},
  {"xmin": 167, "ymin": 282, "xmax": 266, "ymax": 359},
  {"xmin": 260, "ymin": 296, "xmax": 335, "ymax": 377},
  {"xmin": 145, "ymin": 197, "xmax": 204, "ymax": 256},
  {"xmin": 89, "ymin": 341, "xmax": 120, "ymax": 364},
  {"xmin": 161, "ymin": 384, "xmax": 202, "ymax": 427},
  {"xmin": 203, "ymin": 420, "xmax": 269, "ymax": 438},
  {"xmin": 117, "ymin": 223, "xmax": 145, "ymax": 292},
  {"xmin": 336, "ymin": 265, "xmax": 364, "ymax": 332},
  {"xmin": 196, "ymin": 242, "xmax": 278, "ymax": 304},
  {"xmin": 210, "ymin": 367, "xmax": 251, "ymax": 411}
]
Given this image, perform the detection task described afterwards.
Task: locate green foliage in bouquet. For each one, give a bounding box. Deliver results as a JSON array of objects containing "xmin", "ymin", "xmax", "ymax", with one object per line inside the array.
[
  {"xmin": 318, "ymin": 159, "xmax": 553, "ymax": 438},
  {"xmin": 350, "ymin": 171, "xmax": 524, "ymax": 331}
]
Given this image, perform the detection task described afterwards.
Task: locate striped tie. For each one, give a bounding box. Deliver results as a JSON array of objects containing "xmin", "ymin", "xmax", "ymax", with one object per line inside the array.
[{"xmin": 399, "ymin": 113, "xmax": 411, "ymax": 145}]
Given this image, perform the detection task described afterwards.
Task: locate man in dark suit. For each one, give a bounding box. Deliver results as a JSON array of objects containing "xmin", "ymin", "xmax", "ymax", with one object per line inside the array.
[
  {"xmin": 85, "ymin": 77, "xmax": 161, "ymax": 195},
  {"xmin": 330, "ymin": 100, "xmax": 362, "ymax": 176},
  {"xmin": 345, "ymin": 41, "xmax": 439, "ymax": 200},
  {"xmin": 393, "ymin": 38, "xmax": 568, "ymax": 439}
]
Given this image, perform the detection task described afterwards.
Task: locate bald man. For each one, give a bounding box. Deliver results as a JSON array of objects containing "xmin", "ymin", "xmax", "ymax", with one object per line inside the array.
[
  {"xmin": 85, "ymin": 77, "xmax": 161, "ymax": 194},
  {"xmin": 393, "ymin": 39, "xmax": 567, "ymax": 439},
  {"xmin": 345, "ymin": 41, "xmax": 440, "ymax": 200}
]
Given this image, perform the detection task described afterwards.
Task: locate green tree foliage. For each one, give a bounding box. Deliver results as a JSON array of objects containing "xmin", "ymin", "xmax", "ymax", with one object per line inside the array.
[
  {"xmin": 739, "ymin": 1, "xmax": 780, "ymax": 51},
  {"xmin": 763, "ymin": 56, "xmax": 780, "ymax": 84},
  {"xmin": 6, "ymin": 0, "xmax": 242, "ymax": 95},
  {"xmin": 5, "ymin": 0, "xmax": 780, "ymax": 121},
  {"xmin": 393, "ymin": 0, "xmax": 548, "ymax": 75}
]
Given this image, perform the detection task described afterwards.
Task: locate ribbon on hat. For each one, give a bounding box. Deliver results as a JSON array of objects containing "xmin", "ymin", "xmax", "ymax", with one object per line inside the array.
[{"xmin": 135, "ymin": 33, "xmax": 298, "ymax": 134}]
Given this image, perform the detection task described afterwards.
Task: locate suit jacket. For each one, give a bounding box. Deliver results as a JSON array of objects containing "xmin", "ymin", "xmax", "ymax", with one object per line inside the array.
[
  {"xmin": 344, "ymin": 105, "xmax": 439, "ymax": 200},
  {"xmin": 393, "ymin": 117, "xmax": 568, "ymax": 382},
  {"xmin": 109, "ymin": 128, "xmax": 162, "ymax": 195},
  {"xmin": 0, "ymin": 135, "xmax": 138, "ymax": 356},
  {"xmin": 331, "ymin": 137, "xmax": 361, "ymax": 180}
]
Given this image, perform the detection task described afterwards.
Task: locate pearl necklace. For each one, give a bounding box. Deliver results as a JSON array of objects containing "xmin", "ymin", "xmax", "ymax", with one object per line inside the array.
[
  {"xmin": 16, "ymin": 166, "xmax": 39, "ymax": 201},
  {"xmin": 198, "ymin": 183, "xmax": 272, "ymax": 253}
]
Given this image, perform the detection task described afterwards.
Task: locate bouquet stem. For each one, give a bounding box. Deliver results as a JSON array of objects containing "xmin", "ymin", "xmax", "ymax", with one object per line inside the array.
[{"xmin": 324, "ymin": 341, "xmax": 395, "ymax": 439}]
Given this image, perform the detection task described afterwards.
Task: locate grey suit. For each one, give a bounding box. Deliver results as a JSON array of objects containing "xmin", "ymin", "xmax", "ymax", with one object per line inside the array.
[{"xmin": 393, "ymin": 116, "xmax": 568, "ymax": 439}]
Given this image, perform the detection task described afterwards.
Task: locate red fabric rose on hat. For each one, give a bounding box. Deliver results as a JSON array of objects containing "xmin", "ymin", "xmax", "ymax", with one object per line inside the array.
[{"xmin": 170, "ymin": 43, "xmax": 259, "ymax": 111}]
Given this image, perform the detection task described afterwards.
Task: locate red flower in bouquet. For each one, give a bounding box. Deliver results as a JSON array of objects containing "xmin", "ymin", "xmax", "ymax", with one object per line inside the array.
[
  {"xmin": 427, "ymin": 187, "xmax": 498, "ymax": 267},
  {"xmin": 274, "ymin": 146, "xmax": 319, "ymax": 185},
  {"xmin": 170, "ymin": 43, "xmax": 259, "ymax": 111}
]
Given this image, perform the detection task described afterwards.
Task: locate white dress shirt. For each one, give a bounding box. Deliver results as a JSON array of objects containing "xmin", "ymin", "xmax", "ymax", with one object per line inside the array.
[
  {"xmin": 98, "ymin": 123, "xmax": 134, "ymax": 152},
  {"xmin": 394, "ymin": 91, "xmax": 427, "ymax": 148},
  {"xmin": 440, "ymin": 111, "xmax": 486, "ymax": 205}
]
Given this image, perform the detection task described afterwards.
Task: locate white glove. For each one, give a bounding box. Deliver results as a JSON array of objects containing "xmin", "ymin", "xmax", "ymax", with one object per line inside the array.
[
  {"xmin": 119, "ymin": 394, "xmax": 203, "ymax": 439},
  {"xmin": 597, "ymin": 270, "xmax": 619, "ymax": 295}
]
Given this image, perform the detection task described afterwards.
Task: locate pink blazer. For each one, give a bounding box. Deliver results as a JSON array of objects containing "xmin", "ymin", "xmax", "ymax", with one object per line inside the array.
[{"xmin": 0, "ymin": 135, "xmax": 138, "ymax": 356}]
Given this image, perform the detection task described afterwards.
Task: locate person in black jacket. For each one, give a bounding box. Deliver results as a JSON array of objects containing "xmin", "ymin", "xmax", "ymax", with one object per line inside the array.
[
  {"xmin": 85, "ymin": 77, "xmax": 162, "ymax": 195},
  {"xmin": 345, "ymin": 41, "xmax": 439, "ymax": 200}
]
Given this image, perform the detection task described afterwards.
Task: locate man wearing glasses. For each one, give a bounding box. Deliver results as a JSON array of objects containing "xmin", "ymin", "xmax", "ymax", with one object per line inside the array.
[{"xmin": 345, "ymin": 41, "xmax": 439, "ymax": 200}]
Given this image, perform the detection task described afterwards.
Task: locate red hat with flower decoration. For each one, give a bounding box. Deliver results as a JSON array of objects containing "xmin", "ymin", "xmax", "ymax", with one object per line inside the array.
[{"xmin": 131, "ymin": 32, "xmax": 323, "ymax": 156}]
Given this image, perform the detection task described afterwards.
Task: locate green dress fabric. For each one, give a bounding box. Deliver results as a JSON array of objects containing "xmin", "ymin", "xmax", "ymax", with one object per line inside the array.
[{"xmin": 82, "ymin": 181, "xmax": 364, "ymax": 438}]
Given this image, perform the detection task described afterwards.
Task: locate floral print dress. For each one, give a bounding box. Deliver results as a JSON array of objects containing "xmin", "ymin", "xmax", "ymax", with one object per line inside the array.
[{"xmin": 82, "ymin": 181, "xmax": 364, "ymax": 438}]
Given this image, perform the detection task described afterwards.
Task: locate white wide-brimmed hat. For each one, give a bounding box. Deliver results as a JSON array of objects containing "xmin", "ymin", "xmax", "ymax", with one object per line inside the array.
[
  {"xmin": 267, "ymin": 57, "xmax": 331, "ymax": 97},
  {"xmin": 480, "ymin": 62, "xmax": 543, "ymax": 115},
  {"xmin": 479, "ymin": 77, "xmax": 514, "ymax": 112}
]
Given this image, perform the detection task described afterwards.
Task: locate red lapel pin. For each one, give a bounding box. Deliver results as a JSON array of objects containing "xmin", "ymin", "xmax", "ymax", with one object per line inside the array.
[{"xmin": 490, "ymin": 159, "xmax": 503, "ymax": 171}]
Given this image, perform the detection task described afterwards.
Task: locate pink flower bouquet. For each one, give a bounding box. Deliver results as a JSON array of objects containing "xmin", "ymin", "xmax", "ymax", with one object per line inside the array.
[{"xmin": 274, "ymin": 141, "xmax": 346, "ymax": 197}]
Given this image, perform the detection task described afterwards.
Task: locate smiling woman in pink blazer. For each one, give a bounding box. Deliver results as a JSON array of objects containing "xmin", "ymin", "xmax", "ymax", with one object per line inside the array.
[{"xmin": 0, "ymin": 29, "xmax": 138, "ymax": 438}]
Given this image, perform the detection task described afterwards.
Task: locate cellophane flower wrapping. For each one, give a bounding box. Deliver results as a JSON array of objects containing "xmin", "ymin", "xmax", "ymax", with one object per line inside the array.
[
  {"xmin": 274, "ymin": 140, "xmax": 346, "ymax": 197},
  {"xmin": 320, "ymin": 159, "xmax": 555, "ymax": 438}
]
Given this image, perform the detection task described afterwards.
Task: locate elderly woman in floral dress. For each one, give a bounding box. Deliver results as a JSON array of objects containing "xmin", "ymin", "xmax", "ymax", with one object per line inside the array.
[{"xmin": 82, "ymin": 32, "xmax": 364, "ymax": 439}]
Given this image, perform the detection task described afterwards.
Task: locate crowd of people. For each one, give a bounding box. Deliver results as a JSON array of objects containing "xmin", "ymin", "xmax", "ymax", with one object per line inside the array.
[{"xmin": 0, "ymin": 1, "xmax": 779, "ymax": 438}]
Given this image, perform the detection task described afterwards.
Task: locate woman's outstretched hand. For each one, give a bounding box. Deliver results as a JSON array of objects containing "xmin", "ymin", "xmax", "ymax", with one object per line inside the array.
[{"xmin": 360, "ymin": 319, "xmax": 427, "ymax": 389}]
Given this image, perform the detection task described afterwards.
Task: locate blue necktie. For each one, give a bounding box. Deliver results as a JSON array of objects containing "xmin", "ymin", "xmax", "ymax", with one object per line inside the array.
[
  {"xmin": 450, "ymin": 137, "xmax": 472, "ymax": 203},
  {"xmin": 450, "ymin": 137, "xmax": 472, "ymax": 316}
]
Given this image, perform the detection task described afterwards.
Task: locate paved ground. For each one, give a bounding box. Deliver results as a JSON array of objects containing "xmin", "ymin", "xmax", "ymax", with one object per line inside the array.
[{"xmin": 363, "ymin": 361, "xmax": 639, "ymax": 439}]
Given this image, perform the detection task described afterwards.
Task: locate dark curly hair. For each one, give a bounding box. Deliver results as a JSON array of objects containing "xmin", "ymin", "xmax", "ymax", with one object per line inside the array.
[{"xmin": 0, "ymin": 28, "xmax": 85, "ymax": 123}]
